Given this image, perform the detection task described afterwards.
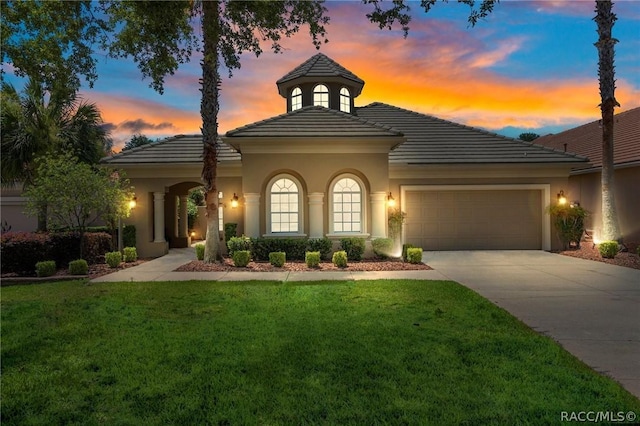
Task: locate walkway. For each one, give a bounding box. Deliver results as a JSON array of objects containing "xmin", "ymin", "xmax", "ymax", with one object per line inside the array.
[{"xmin": 91, "ymin": 248, "xmax": 640, "ymax": 399}]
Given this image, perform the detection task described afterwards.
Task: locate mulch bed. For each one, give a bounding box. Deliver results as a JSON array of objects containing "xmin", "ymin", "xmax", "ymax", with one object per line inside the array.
[
  {"xmin": 557, "ymin": 243, "xmax": 640, "ymax": 270},
  {"xmin": 175, "ymin": 258, "xmax": 432, "ymax": 273}
]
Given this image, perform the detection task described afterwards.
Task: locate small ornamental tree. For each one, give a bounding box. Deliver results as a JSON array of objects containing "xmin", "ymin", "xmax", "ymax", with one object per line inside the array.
[{"xmin": 24, "ymin": 153, "xmax": 133, "ymax": 258}]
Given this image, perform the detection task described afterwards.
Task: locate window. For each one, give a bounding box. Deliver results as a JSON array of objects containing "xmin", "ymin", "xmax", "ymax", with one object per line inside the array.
[
  {"xmin": 269, "ymin": 177, "xmax": 300, "ymax": 233},
  {"xmin": 218, "ymin": 192, "xmax": 224, "ymax": 231},
  {"xmin": 291, "ymin": 87, "xmax": 302, "ymax": 111},
  {"xmin": 332, "ymin": 177, "xmax": 362, "ymax": 233},
  {"xmin": 339, "ymin": 87, "xmax": 351, "ymax": 113},
  {"xmin": 313, "ymin": 84, "xmax": 329, "ymax": 108}
]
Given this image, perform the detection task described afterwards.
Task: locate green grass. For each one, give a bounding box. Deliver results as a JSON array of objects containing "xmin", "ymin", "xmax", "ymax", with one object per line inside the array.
[{"xmin": 2, "ymin": 279, "xmax": 638, "ymax": 425}]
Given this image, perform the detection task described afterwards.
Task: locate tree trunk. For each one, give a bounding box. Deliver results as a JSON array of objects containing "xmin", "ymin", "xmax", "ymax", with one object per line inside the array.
[
  {"xmin": 201, "ymin": 0, "xmax": 223, "ymax": 262},
  {"xmin": 594, "ymin": 0, "xmax": 621, "ymax": 242}
]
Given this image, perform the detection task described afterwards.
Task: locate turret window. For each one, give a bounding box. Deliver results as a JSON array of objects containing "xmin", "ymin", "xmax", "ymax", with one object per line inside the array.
[
  {"xmin": 291, "ymin": 87, "xmax": 302, "ymax": 111},
  {"xmin": 339, "ymin": 87, "xmax": 351, "ymax": 113},
  {"xmin": 313, "ymin": 84, "xmax": 329, "ymax": 108}
]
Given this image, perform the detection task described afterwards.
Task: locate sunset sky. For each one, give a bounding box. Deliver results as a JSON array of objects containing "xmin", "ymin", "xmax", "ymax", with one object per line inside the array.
[{"xmin": 5, "ymin": 1, "xmax": 640, "ymax": 151}]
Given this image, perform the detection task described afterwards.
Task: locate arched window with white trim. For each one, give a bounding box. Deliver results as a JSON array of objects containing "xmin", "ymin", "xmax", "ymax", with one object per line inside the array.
[
  {"xmin": 331, "ymin": 176, "xmax": 363, "ymax": 233},
  {"xmin": 339, "ymin": 87, "xmax": 351, "ymax": 113},
  {"xmin": 268, "ymin": 175, "xmax": 303, "ymax": 234},
  {"xmin": 313, "ymin": 84, "xmax": 329, "ymax": 108},
  {"xmin": 291, "ymin": 87, "xmax": 302, "ymax": 111}
]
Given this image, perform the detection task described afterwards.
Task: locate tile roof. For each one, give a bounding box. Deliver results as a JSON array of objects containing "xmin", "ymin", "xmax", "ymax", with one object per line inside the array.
[
  {"xmin": 356, "ymin": 103, "xmax": 589, "ymax": 165},
  {"xmin": 225, "ymin": 105, "xmax": 403, "ymax": 138},
  {"xmin": 101, "ymin": 135, "xmax": 240, "ymax": 165},
  {"xmin": 276, "ymin": 53, "xmax": 364, "ymax": 87},
  {"xmin": 534, "ymin": 107, "xmax": 639, "ymax": 170}
]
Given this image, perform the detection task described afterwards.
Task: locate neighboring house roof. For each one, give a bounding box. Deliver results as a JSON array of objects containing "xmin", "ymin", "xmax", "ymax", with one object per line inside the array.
[
  {"xmin": 534, "ymin": 107, "xmax": 640, "ymax": 171},
  {"xmin": 356, "ymin": 103, "xmax": 588, "ymax": 165},
  {"xmin": 101, "ymin": 135, "xmax": 240, "ymax": 165},
  {"xmin": 276, "ymin": 53, "xmax": 365, "ymax": 96},
  {"xmin": 225, "ymin": 105, "xmax": 402, "ymax": 139}
]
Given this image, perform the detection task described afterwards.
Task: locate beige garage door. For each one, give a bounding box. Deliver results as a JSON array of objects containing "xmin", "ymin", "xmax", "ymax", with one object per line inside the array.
[{"xmin": 404, "ymin": 189, "xmax": 542, "ymax": 250}]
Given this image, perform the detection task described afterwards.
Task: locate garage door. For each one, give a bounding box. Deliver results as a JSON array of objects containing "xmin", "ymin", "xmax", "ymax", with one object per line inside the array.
[{"xmin": 404, "ymin": 189, "xmax": 542, "ymax": 250}]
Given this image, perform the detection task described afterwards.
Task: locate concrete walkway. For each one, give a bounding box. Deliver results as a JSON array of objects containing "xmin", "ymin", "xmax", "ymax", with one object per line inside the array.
[
  {"xmin": 91, "ymin": 248, "xmax": 640, "ymax": 398},
  {"xmin": 425, "ymin": 250, "xmax": 640, "ymax": 399}
]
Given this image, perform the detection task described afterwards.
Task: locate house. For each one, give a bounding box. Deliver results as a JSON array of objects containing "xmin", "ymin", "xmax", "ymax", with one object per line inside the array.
[
  {"xmin": 98, "ymin": 53, "xmax": 587, "ymax": 257},
  {"xmin": 534, "ymin": 107, "xmax": 640, "ymax": 245}
]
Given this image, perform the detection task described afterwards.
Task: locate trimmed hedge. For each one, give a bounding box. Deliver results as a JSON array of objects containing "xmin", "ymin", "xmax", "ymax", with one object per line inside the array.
[
  {"xmin": 224, "ymin": 223, "xmax": 238, "ymax": 243},
  {"xmin": 195, "ymin": 244, "xmax": 205, "ymax": 261},
  {"xmin": 227, "ymin": 236, "xmax": 252, "ymax": 256},
  {"xmin": 406, "ymin": 247, "xmax": 423, "ymax": 264},
  {"xmin": 252, "ymin": 237, "xmax": 307, "ymax": 261},
  {"xmin": 105, "ymin": 251, "xmax": 122, "ymax": 268},
  {"xmin": 123, "ymin": 225, "xmax": 136, "ymax": 248},
  {"xmin": 340, "ymin": 237, "xmax": 365, "ymax": 261},
  {"xmin": 402, "ymin": 244, "xmax": 416, "ymax": 262},
  {"xmin": 69, "ymin": 259, "xmax": 89, "ymax": 275},
  {"xmin": 332, "ymin": 250, "xmax": 348, "ymax": 268},
  {"xmin": 232, "ymin": 250, "xmax": 251, "ymax": 267},
  {"xmin": 372, "ymin": 238, "xmax": 394, "ymax": 259},
  {"xmin": 123, "ymin": 247, "xmax": 138, "ymax": 262},
  {"xmin": 305, "ymin": 251, "xmax": 321, "ymax": 268},
  {"xmin": 269, "ymin": 252, "xmax": 286, "ymax": 267},
  {"xmin": 307, "ymin": 238, "xmax": 332, "ymax": 260},
  {"xmin": 598, "ymin": 241, "xmax": 619, "ymax": 259},
  {"xmin": 36, "ymin": 260, "xmax": 56, "ymax": 277}
]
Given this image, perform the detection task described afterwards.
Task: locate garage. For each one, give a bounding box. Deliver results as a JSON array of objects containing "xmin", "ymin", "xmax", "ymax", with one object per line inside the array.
[{"xmin": 403, "ymin": 186, "xmax": 545, "ymax": 250}]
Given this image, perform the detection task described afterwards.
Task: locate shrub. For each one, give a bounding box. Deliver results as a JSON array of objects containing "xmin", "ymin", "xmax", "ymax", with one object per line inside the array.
[
  {"xmin": 598, "ymin": 241, "xmax": 619, "ymax": 259},
  {"xmin": 232, "ymin": 250, "xmax": 251, "ymax": 267},
  {"xmin": 269, "ymin": 252, "xmax": 286, "ymax": 267},
  {"xmin": 49, "ymin": 232, "xmax": 81, "ymax": 265},
  {"xmin": 307, "ymin": 237, "xmax": 332, "ymax": 260},
  {"xmin": 35, "ymin": 260, "xmax": 56, "ymax": 277},
  {"xmin": 123, "ymin": 225, "xmax": 136, "ymax": 248},
  {"xmin": 402, "ymin": 243, "xmax": 415, "ymax": 262},
  {"xmin": 68, "ymin": 259, "xmax": 88, "ymax": 275},
  {"xmin": 547, "ymin": 204, "xmax": 588, "ymax": 250},
  {"xmin": 406, "ymin": 247, "xmax": 423, "ymax": 264},
  {"xmin": 332, "ymin": 250, "xmax": 348, "ymax": 268},
  {"xmin": 82, "ymin": 232, "xmax": 112, "ymax": 264},
  {"xmin": 372, "ymin": 238, "xmax": 394, "ymax": 258},
  {"xmin": 305, "ymin": 251, "xmax": 321, "ymax": 268},
  {"xmin": 0, "ymin": 232, "xmax": 50, "ymax": 274},
  {"xmin": 227, "ymin": 236, "xmax": 252, "ymax": 256},
  {"xmin": 123, "ymin": 247, "xmax": 138, "ymax": 262},
  {"xmin": 195, "ymin": 243, "xmax": 205, "ymax": 261},
  {"xmin": 340, "ymin": 237, "xmax": 365, "ymax": 261},
  {"xmin": 105, "ymin": 251, "xmax": 122, "ymax": 268},
  {"xmin": 251, "ymin": 237, "xmax": 308, "ymax": 261},
  {"xmin": 224, "ymin": 223, "xmax": 238, "ymax": 243}
]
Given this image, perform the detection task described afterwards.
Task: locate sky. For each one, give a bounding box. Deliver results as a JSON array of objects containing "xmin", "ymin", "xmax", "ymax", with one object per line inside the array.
[{"xmin": 5, "ymin": 0, "xmax": 640, "ymax": 151}]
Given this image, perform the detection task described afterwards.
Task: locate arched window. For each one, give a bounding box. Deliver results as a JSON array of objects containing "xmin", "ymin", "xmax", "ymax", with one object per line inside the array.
[
  {"xmin": 339, "ymin": 87, "xmax": 351, "ymax": 113},
  {"xmin": 313, "ymin": 84, "xmax": 329, "ymax": 108},
  {"xmin": 291, "ymin": 87, "xmax": 302, "ymax": 111},
  {"xmin": 268, "ymin": 176, "xmax": 301, "ymax": 233},
  {"xmin": 331, "ymin": 176, "xmax": 363, "ymax": 233}
]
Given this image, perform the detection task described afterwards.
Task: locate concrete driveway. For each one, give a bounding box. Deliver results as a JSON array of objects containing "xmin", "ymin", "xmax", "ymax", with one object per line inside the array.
[{"xmin": 424, "ymin": 250, "xmax": 640, "ymax": 399}]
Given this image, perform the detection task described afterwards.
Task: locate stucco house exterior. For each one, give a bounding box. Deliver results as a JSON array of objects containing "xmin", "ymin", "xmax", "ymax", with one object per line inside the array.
[
  {"xmin": 96, "ymin": 53, "xmax": 588, "ymax": 258},
  {"xmin": 534, "ymin": 107, "xmax": 639, "ymax": 246}
]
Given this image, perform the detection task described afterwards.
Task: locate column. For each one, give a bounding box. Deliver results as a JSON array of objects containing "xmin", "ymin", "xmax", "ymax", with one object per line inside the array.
[
  {"xmin": 308, "ymin": 192, "xmax": 324, "ymax": 238},
  {"xmin": 244, "ymin": 193, "xmax": 260, "ymax": 238},
  {"xmin": 179, "ymin": 195, "xmax": 188, "ymax": 238},
  {"xmin": 153, "ymin": 192, "xmax": 166, "ymax": 243},
  {"xmin": 370, "ymin": 191, "xmax": 387, "ymax": 239}
]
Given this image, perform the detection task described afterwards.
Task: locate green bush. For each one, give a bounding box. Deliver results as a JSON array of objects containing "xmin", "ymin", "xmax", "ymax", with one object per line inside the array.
[
  {"xmin": 35, "ymin": 260, "xmax": 56, "ymax": 277},
  {"xmin": 232, "ymin": 250, "xmax": 251, "ymax": 267},
  {"xmin": 1, "ymin": 232, "xmax": 50, "ymax": 274},
  {"xmin": 195, "ymin": 243, "xmax": 205, "ymax": 261},
  {"xmin": 224, "ymin": 223, "xmax": 238, "ymax": 243},
  {"xmin": 251, "ymin": 237, "xmax": 308, "ymax": 261},
  {"xmin": 269, "ymin": 252, "xmax": 286, "ymax": 267},
  {"xmin": 305, "ymin": 251, "xmax": 321, "ymax": 268},
  {"xmin": 307, "ymin": 237, "xmax": 333, "ymax": 260},
  {"xmin": 123, "ymin": 225, "xmax": 136, "ymax": 248},
  {"xmin": 340, "ymin": 237, "xmax": 365, "ymax": 261},
  {"xmin": 105, "ymin": 251, "xmax": 122, "ymax": 268},
  {"xmin": 332, "ymin": 250, "xmax": 348, "ymax": 268},
  {"xmin": 68, "ymin": 259, "xmax": 88, "ymax": 275},
  {"xmin": 372, "ymin": 238, "xmax": 394, "ymax": 258},
  {"xmin": 547, "ymin": 204, "xmax": 588, "ymax": 250},
  {"xmin": 227, "ymin": 236, "xmax": 252, "ymax": 256},
  {"xmin": 82, "ymin": 232, "xmax": 113, "ymax": 264},
  {"xmin": 402, "ymin": 243, "xmax": 416, "ymax": 262},
  {"xmin": 123, "ymin": 247, "xmax": 138, "ymax": 262},
  {"xmin": 598, "ymin": 241, "xmax": 619, "ymax": 259},
  {"xmin": 406, "ymin": 247, "xmax": 423, "ymax": 264}
]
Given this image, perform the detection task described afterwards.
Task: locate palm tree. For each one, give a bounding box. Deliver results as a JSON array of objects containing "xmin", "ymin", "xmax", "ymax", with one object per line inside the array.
[
  {"xmin": 1, "ymin": 78, "xmax": 112, "ymax": 229},
  {"xmin": 594, "ymin": 0, "xmax": 621, "ymax": 242}
]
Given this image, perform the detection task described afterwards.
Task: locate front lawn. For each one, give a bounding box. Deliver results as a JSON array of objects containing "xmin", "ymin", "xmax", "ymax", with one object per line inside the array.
[{"xmin": 2, "ymin": 279, "xmax": 638, "ymax": 424}]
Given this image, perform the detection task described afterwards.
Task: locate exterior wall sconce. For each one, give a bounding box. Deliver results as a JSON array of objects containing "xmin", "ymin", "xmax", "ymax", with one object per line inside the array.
[
  {"xmin": 387, "ymin": 192, "xmax": 396, "ymax": 207},
  {"xmin": 128, "ymin": 196, "xmax": 137, "ymax": 210},
  {"xmin": 231, "ymin": 193, "xmax": 239, "ymax": 208},
  {"xmin": 190, "ymin": 231, "xmax": 196, "ymax": 238},
  {"xmin": 557, "ymin": 190, "xmax": 567, "ymax": 205}
]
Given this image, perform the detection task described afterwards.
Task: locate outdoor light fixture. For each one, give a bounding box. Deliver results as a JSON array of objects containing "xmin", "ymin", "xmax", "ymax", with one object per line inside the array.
[
  {"xmin": 387, "ymin": 192, "xmax": 396, "ymax": 207},
  {"xmin": 128, "ymin": 197, "xmax": 137, "ymax": 210},
  {"xmin": 190, "ymin": 231, "xmax": 196, "ymax": 238},
  {"xmin": 231, "ymin": 193, "xmax": 239, "ymax": 208},
  {"xmin": 557, "ymin": 190, "xmax": 567, "ymax": 205}
]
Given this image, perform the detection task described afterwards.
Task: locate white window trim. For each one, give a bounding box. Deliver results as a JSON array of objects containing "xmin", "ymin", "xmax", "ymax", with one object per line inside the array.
[
  {"xmin": 291, "ymin": 87, "xmax": 302, "ymax": 111},
  {"xmin": 328, "ymin": 174, "xmax": 367, "ymax": 236},
  {"xmin": 266, "ymin": 174, "xmax": 305, "ymax": 236},
  {"xmin": 339, "ymin": 87, "xmax": 351, "ymax": 113},
  {"xmin": 313, "ymin": 83, "xmax": 329, "ymax": 108}
]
